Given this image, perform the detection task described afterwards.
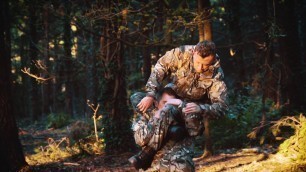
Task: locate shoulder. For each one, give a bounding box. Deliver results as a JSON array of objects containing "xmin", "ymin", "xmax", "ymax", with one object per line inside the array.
[
  {"xmin": 179, "ymin": 45, "xmax": 195, "ymax": 53},
  {"xmin": 212, "ymin": 55, "xmax": 225, "ymax": 80}
]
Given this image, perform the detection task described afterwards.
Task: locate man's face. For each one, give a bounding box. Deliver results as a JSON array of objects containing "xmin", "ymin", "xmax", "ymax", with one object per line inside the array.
[
  {"xmin": 157, "ymin": 93, "xmax": 176, "ymax": 110},
  {"xmin": 193, "ymin": 51, "xmax": 215, "ymax": 73}
]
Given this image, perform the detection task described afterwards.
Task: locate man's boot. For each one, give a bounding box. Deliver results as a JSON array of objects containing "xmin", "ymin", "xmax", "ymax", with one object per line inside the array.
[{"xmin": 128, "ymin": 146, "xmax": 156, "ymax": 170}]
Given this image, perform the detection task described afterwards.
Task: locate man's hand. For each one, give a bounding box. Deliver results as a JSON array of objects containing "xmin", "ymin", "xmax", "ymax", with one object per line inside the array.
[
  {"xmin": 183, "ymin": 103, "xmax": 201, "ymax": 114},
  {"xmin": 165, "ymin": 99, "xmax": 182, "ymax": 106},
  {"xmin": 137, "ymin": 96, "xmax": 154, "ymax": 112}
]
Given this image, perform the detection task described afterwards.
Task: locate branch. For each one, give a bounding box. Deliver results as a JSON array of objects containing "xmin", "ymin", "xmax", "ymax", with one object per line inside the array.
[
  {"xmin": 87, "ymin": 100, "xmax": 102, "ymax": 142},
  {"xmin": 21, "ymin": 67, "xmax": 53, "ymax": 83}
]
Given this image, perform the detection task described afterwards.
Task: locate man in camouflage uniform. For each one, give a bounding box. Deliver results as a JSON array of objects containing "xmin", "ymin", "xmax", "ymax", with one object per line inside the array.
[
  {"xmin": 134, "ymin": 40, "xmax": 228, "ymax": 171},
  {"xmin": 130, "ymin": 88, "xmax": 189, "ymax": 170}
]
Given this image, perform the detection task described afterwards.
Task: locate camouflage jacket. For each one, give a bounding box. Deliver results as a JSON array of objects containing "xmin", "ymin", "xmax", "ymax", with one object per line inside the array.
[{"xmin": 146, "ymin": 45, "xmax": 228, "ymax": 119}]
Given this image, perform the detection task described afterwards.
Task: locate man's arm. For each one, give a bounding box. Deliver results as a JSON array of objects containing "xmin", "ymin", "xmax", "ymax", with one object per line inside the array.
[
  {"xmin": 199, "ymin": 79, "xmax": 228, "ymax": 119},
  {"xmin": 138, "ymin": 48, "xmax": 181, "ymax": 112},
  {"xmin": 145, "ymin": 48, "xmax": 180, "ymax": 98},
  {"xmin": 184, "ymin": 67, "xmax": 228, "ymax": 119}
]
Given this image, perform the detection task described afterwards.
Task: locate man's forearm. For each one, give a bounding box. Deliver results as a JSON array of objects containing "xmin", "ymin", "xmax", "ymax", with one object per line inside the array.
[{"xmin": 199, "ymin": 102, "xmax": 228, "ymax": 119}]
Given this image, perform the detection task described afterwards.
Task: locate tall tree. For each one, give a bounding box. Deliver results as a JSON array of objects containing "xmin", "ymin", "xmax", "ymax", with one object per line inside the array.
[
  {"xmin": 42, "ymin": 2, "xmax": 51, "ymax": 116},
  {"xmin": 280, "ymin": 0, "xmax": 306, "ymax": 111},
  {"xmin": 85, "ymin": 15, "xmax": 97, "ymax": 117},
  {"xmin": 141, "ymin": 0, "xmax": 152, "ymax": 83},
  {"xmin": 63, "ymin": 1, "xmax": 74, "ymax": 116},
  {"xmin": 28, "ymin": 0, "xmax": 41, "ymax": 120},
  {"xmin": 0, "ymin": 0, "xmax": 28, "ymax": 170},
  {"xmin": 196, "ymin": 0, "xmax": 213, "ymax": 159},
  {"xmin": 99, "ymin": 1, "xmax": 133, "ymax": 152},
  {"xmin": 225, "ymin": 0, "xmax": 245, "ymax": 87}
]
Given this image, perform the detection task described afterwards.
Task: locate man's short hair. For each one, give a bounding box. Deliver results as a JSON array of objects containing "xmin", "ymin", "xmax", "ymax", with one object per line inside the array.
[
  {"xmin": 195, "ymin": 40, "xmax": 216, "ymax": 58},
  {"xmin": 156, "ymin": 87, "xmax": 178, "ymax": 102}
]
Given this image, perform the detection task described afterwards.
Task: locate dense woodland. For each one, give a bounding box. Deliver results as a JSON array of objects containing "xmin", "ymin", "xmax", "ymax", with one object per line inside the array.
[{"xmin": 1, "ymin": 0, "xmax": 306, "ymax": 171}]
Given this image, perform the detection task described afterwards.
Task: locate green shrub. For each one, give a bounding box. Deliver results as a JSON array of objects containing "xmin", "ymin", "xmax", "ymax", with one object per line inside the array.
[
  {"xmin": 47, "ymin": 112, "xmax": 70, "ymax": 129},
  {"xmin": 211, "ymin": 91, "xmax": 282, "ymax": 149}
]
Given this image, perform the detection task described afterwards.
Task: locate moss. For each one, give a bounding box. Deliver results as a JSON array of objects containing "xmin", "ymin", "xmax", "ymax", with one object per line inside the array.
[{"xmin": 276, "ymin": 114, "xmax": 306, "ymax": 163}]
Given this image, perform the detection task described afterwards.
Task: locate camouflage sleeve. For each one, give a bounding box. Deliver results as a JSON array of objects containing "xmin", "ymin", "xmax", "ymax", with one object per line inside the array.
[
  {"xmin": 145, "ymin": 48, "xmax": 180, "ymax": 98},
  {"xmin": 199, "ymin": 67, "xmax": 228, "ymax": 119}
]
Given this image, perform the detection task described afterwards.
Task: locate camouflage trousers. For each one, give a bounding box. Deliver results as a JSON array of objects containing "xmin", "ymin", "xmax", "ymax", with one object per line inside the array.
[
  {"xmin": 130, "ymin": 92, "xmax": 195, "ymax": 171},
  {"xmin": 145, "ymin": 137, "xmax": 195, "ymax": 172}
]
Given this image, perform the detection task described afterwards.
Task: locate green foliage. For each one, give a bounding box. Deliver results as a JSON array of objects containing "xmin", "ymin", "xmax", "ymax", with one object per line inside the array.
[
  {"xmin": 211, "ymin": 91, "xmax": 282, "ymax": 148},
  {"xmin": 47, "ymin": 113, "xmax": 71, "ymax": 129}
]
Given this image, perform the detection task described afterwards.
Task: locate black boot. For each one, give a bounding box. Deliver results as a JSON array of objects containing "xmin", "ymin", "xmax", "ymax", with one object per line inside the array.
[{"xmin": 128, "ymin": 146, "xmax": 156, "ymax": 170}]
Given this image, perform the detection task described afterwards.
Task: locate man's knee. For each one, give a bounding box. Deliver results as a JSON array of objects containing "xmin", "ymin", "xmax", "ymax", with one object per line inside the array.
[
  {"xmin": 161, "ymin": 104, "xmax": 184, "ymax": 124},
  {"xmin": 184, "ymin": 113, "xmax": 204, "ymax": 136}
]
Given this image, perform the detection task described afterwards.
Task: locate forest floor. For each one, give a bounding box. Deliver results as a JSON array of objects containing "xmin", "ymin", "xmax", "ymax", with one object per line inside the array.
[{"xmin": 18, "ymin": 119, "xmax": 302, "ymax": 172}]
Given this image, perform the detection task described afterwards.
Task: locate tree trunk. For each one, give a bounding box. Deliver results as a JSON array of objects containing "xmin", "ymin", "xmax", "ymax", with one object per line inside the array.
[
  {"xmin": 225, "ymin": 0, "xmax": 245, "ymax": 87},
  {"xmin": 28, "ymin": 0, "xmax": 41, "ymax": 120},
  {"xmin": 142, "ymin": 29, "xmax": 151, "ymax": 83},
  {"xmin": 63, "ymin": 1, "xmax": 73, "ymax": 116},
  {"xmin": 100, "ymin": 1, "xmax": 133, "ymax": 152},
  {"xmin": 42, "ymin": 3, "xmax": 51, "ymax": 116},
  {"xmin": 198, "ymin": 0, "xmax": 205, "ymax": 42},
  {"xmin": 86, "ymin": 22, "xmax": 97, "ymax": 117},
  {"xmin": 52, "ymin": 38, "xmax": 61, "ymax": 113},
  {"xmin": 154, "ymin": 0, "xmax": 164, "ymax": 63},
  {"xmin": 0, "ymin": 0, "xmax": 28, "ymax": 170},
  {"xmin": 141, "ymin": 0, "xmax": 151, "ymax": 83},
  {"xmin": 20, "ymin": 34, "xmax": 30, "ymax": 117},
  {"xmin": 280, "ymin": 0, "xmax": 305, "ymax": 110},
  {"xmin": 197, "ymin": 0, "xmax": 213, "ymax": 159}
]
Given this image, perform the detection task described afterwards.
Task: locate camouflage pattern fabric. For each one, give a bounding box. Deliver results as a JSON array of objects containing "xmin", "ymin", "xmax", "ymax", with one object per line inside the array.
[
  {"xmin": 146, "ymin": 45, "xmax": 228, "ymax": 119},
  {"xmin": 131, "ymin": 92, "xmax": 195, "ymax": 171},
  {"xmin": 130, "ymin": 92, "xmax": 183, "ymax": 150},
  {"xmin": 183, "ymin": 112, "xmax": 204, "ymax": 137},
  {"xmin": 147, "ymin": 104, "xmax": 182, "ymax": 150},
  {"xmin": 130, "ymin": 92, "xmax": 156, "ymax": 146},
  {"xmin": 145, "ymin": 137, "xmax": 195, "ymax": 172}
]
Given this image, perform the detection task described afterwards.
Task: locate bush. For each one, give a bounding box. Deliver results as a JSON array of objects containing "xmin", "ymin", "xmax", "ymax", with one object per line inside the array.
[
  {"xmin": 47, "ymin": 112, "xmax": 70, "ymax": 129},
  {"xmin": 211, "ymin": 91, "xmax": 282, "ymax": 149}
]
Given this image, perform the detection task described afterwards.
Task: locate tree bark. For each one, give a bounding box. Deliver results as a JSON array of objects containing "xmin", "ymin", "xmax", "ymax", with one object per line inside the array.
[
  {"xmin": 42, "ymin": 3, "xmax": 51, "ymax": 116},
  {"xmin": 0, "ymin": 0, "xmax": 28, "ymax": 170},
  {"xmin": 86, "ymin": 22, "xmax": 97, "ymax": 117},
  {"xmin": 142, "ymin": 27, "xmax": 151, "ymax": 83},
  {"xmin": 280, "ymin": 0, "xmax": 305, "ymax": 110},
  {"xmin": 225, "ymin": 0, "xmax": 245, "ymax": 87},
  {"xmin": 63, "ymin": 1, "xmax": 74, "ymax": 116},
  {"xmin": 28, "ymin": 0, "xmax": 41, "ymax": 120},
  {"xmin": 100, "ymin": 1, "xmax": 133, "ymax": 152},
  {"xmin": 197, "ymin": 0, "xmax": 213, "ymax": 159}
]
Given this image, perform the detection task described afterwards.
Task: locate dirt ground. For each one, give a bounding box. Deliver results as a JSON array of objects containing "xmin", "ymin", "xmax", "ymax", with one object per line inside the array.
[{"xmin": 19, "ymin": 121, "xmax": 299, "ymax": 172}]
